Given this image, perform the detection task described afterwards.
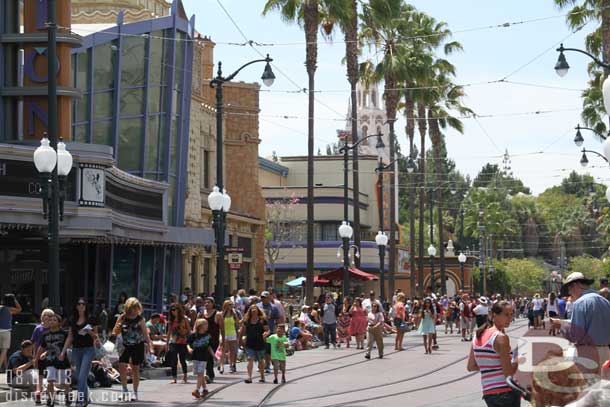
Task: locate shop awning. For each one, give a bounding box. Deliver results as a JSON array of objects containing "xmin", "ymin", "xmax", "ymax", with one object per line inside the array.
[
  {"xmin": 317, "ymin": 267, "xmax": 378, "ymax": 281},
  {"xmin": 284, "ymin": 276, "xmax": 332, "ymax": 287}
]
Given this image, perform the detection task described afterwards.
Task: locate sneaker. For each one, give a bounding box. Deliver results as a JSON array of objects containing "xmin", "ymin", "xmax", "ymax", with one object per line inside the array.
[
  {"xmin": 130, "ymin": 392, "xmax": 138, "ymax": 402},
  {"xmin": 230, "ymin": 365, "xmax": 237, "ymax": 373},
  {"xmin": 35, "ymin": 393, "xmax": 42, "ymax": 405},
  {"xmin": 281, "ymin": 378, "xmax": 286, "ymax": 384},
  {"xmin": 259, "ymin": 378, "xmax": 266, "ymax": 383},
  {"xmin": 364, "ymin": 353, "xmax": 370, "ymax": 359},
  {"xmin": 264, "ymin": 367, "xmax": 271, "ymax": 374},
  {"xmin": 192, "ymin": 390, "xmax": 201, "ymax": 399},
  {"xmin": 332, "ymin": 343, "xmax": 336, "ymax": 349},
  {"xmin": 244, "ymin": 379, "xmax": 252, "ymax": 384},
  {"xmin": 273, "ymin": 378, "xmax": 278, "ymax": 384}
]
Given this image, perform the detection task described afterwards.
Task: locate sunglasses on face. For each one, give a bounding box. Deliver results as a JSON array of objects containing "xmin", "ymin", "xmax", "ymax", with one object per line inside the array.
[{"xmin": 77, "ymin": 302, "xmax": 86, "ymax": 306}]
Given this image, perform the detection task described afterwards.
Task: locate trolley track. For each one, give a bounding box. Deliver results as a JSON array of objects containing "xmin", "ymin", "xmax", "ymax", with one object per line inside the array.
[{"xmin": 256, "ymin": 319, "xmax": 529, "ymax": 407}]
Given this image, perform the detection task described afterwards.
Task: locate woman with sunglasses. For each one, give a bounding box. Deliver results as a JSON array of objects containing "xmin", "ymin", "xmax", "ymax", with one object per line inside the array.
[
  {"xmin": 166, "ymin": 303, "xmax": 190, "ymax": 384},
  {"xmin": 64, "ymin": 298, "xmax": 98, "ymax": 406},
  {"xmin": 220, "ymin": 300, "xmax": 239, "ymax": 374},
  {"xmin": 417, "ymin": 298, "xmax": 436, "ymax": 354}
]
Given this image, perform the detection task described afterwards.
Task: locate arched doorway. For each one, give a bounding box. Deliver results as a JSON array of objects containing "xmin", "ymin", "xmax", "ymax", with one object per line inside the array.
[{"xmin": 423, "ymin": 271, "xmax": 459, "ymax": 297}]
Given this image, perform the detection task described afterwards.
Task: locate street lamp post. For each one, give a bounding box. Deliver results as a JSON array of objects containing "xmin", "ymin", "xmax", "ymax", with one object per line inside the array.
[
  {"xmin": 33, "ymin": 135, "xmax": 73, "ymax": 311},
  {"xmin": 209, "ymin": 55, "xmax": 275, "ymax": 305},
  {"xmin": 556, "ymin": 44, "xmax": 610, "ymax": 162},
  {"xmin": 375, "ymin": 231, "xmax": 389, "ymax": 302},
  {"xmin": 580, "ymin": 147, "xmax": 610, "ymax": 168},
  {"xmin": 376, "ymin": 155, "xmax": 415, "ymax": 299},
  {"xmin": 573, "ymin": 124, "xmax": 607, "ymax": 147},
  {"xmin": 458, "ymin": 251, "xmax": 467, "ymax": 290},
  {"xmin": 428, "ymin": 244, "xmax": 436, "ymax": 293},
  {"xmin": 478, "ymin": 209, "xmax": 486, "ymax": 295},
  {"xmin": 339, "ymin": 133, "xmax": 385, "ymax": 295}
]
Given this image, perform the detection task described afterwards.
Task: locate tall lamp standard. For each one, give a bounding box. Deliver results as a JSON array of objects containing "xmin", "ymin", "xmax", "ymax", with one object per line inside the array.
[
  {"xmin": 339, "ymin": 133, "xmax": 385, "ymax": 296},
  {"xmin": 427, "ymin": 244, "xmax": 437, "ymax": 293},
  {"xmin": 375, "ymin": 231, "xmax": 389, "ymax": 302},
  {"xmin": 33, "ymin": 136, "xmax": 73, "ymax": 310},
  {"xmin": 458, "ymin": 251, "xmax": 467, "ymax": 290},
  {"xmin": 376, "ymin": 155, "xmax": 416, "ymax": 300},
  {"xmin": 209, "ymin": 55, "xmax": 275, "ymax": 305}
]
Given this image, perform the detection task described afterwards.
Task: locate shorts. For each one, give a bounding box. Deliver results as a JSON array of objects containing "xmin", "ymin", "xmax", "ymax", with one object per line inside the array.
[
  {"xmin": 45, "ymin": 366, "xmax": 70, "ymax": 384},
  {"xmin": 460, "ymin": 317, "xmax": 471, "ymax": 328},
  {"xmin": 548, "ymin": 311, "xmax": 558, "ymax": 318},
  {"xmin": 225, "ymin": 334, "xmax": 237, "ymax": 341},
  {"xmin": 192, "ymin": 360, "xmax": 207, "ymax": 375},
  {"xmin": 0, "ymin": 331, "xmax": 11, "ymax": 349},
  {"xmin": 245, "ymin": 348, "xmax": 265, "ymax": 362},
  {"xmin": 272, "ymin": 360, "xmax": 286, "ymax": 370},
  {"xmin": 533, "ymin": 309, "xmax": 544, "ymax": 317},
  {"xmin": 119, "ymin": 342, "xmax": 145, "ymax": 365},
  {"xmin": 265, "ymin": 343, "xmax": 271, "ymax": 356}
]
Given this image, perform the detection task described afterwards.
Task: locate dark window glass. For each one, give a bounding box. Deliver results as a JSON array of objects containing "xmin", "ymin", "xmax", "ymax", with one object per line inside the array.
[
  {"xmin": 203, "ymin": 150, "xmax": 210, "ymax": 189},
  {"xmin": 75, "ymin": 94, "xmax": 90, "ymax": 123},
  {"xmin": 121, "ymin": 36, "xmax": 146, "ymax": 87},
  {"xmin": 93, "ymin": 92, "xmax": 113, "ymax": 119},
  {"xmin": 112, "ymin": 246, "xmax": 137, "ymax": 302},
  {"xmin": 238, "ymin": 237, "xmax": 252, "ymax": 258},
  {"xmin": 120, "ymin": 87, "xmax": 145, "ymax": 116},
  {"xmin": 140, "ymin": 247, "xmax": 154, "ymax": 305},
  {"xmin": 77, "ymin": 51, "xmax": 89, "ymax": 89},
  {"xmin": 92, "ymin": 120, "xmax": 112, "ymax": 146},
  {"xmin": 93, "ymin": 43, "xmax": 116, "ymax": 90},
  {"xmin": 148, "ymin": 86, "xmax": 165, "ymax": 114},
  {"xmin": 321, "ymin": 223, "xmax": 339, "ymax": 241},
  {"xmin": 118, "ymin": 117, "xmax": 143, "ymax": 172},
  {"xmin": 173, "ymin": 33, "xmax": 185, "ymax": 91},
  {"xmin": 149, "ymin": 30, "xmax": 167, "ymax": 86},
  {"xmin": 169, "ymin": 115, "xmax": 179, "ymax": 176},
  {"xmin": 167, "ymin": 178, "xmax": 175, "ymax": 225},
  {"xmin": 145, "ymin": 115, "xmax": 165, "ymax": 173},
  {"xmin": 73, "ymin": 125, "xmax": 88, "ymax": 143}
]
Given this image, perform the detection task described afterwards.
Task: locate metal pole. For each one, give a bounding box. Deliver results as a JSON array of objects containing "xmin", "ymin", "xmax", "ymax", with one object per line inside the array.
[
  {"xmin": 377, "ymin": 159, "xmax": 384, "ymax": 300},
  {"xmin": 47, "ymin": 0, "xmax": 60, "ymax": 311},
  {"xmin": 379, "ymin": 245, "xmax": 385, "ymax": 302},
  {"xmin": 429, "ymin": 190, "xmax": 434, "ymax": 291},
  {"xmin": 343, "ymin": 143, "xmax": 350, "ymax": 296},
  {"xmin": 479, "ymin": 225, "xmax": 485, "ymax": 295},
  {"xmin": 214, "ymin": 74, "xmax": 225, "ymax": 306},
  {"xmin": 460, "ymin": 262, "xmax": 465, "ymax": 290}
]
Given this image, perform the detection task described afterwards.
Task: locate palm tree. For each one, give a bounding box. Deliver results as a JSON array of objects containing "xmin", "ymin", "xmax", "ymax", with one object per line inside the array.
[
  {"xmin": 360, "ymin": 0, "xmax": 417, "ymax": 300},
  {"xmin": 263, "ymin": 0, "xmax": 346, "ymax": 302}
]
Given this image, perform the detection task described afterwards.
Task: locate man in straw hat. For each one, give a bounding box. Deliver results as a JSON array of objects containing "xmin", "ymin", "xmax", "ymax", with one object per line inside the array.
[{"xmin": 550, "ymin": 272, "xmax": 610, "ymax": 374}]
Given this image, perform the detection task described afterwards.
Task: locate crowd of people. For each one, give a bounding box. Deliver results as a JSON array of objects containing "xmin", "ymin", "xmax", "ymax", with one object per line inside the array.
[{"xmin": 0, "ymin": 272, "xmax": 608, "ymax": 406}]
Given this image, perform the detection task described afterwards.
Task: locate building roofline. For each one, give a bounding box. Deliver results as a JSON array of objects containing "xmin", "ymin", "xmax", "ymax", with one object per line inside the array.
[
  {"xmin": 279, "ymin": 155, "xmax": 379, "ymax": 162},
  {"xmin": 258, "ymin": 156, "xmax": 289, "ymax": 176}
]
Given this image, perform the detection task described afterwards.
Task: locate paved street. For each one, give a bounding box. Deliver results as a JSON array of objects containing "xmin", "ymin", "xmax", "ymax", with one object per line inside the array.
[{"xmin": 3, "ymin": 319, "xmax": 528, "ymax": 407}]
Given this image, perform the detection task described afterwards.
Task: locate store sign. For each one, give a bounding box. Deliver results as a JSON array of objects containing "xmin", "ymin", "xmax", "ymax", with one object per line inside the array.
[
  {"xmin": 227, "ymin": 248, "xmax": 244, "ymax": 270},
  {"xmin": 0, "ymin": 159, "xmax": 76, "ymax": 200},
  {"xmin": 79, "ymin": 165, "xmax": 105, "ymax": 207}
]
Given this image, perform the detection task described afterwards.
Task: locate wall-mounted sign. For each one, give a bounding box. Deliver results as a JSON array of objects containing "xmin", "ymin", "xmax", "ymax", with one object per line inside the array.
[
  {"xmin": 79, "ymin": 165, "xmax": 105, "ymax": 207},
  {"xmin": 227, "ymin": 247, "xmax": 245, "ymax": 270},
  {"xmin": 0, "ymin": 159, "xmax": 76, "ymax": 200}
]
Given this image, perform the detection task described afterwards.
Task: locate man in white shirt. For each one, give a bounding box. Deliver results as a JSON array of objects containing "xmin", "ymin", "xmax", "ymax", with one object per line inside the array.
[
  {"xmin": 362, "ymin": 291, "xmax": 384, "ymax": 313},
  {"xmin": 473, "ymin": 296, "xmax": 489, "ymax": 328}
]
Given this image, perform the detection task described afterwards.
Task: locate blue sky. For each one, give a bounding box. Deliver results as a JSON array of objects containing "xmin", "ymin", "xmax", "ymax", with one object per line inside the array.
[{"xmin": 183, "ymin": 0, "xmax": 608, "ymax": 194}]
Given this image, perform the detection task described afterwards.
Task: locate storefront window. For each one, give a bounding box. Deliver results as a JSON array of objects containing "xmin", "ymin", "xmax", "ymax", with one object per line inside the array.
[
  {"xmin": 112, "ymin": 246, "xmax": 137, "ymax": 302},
  {"xmin": 140, "ymin": 247, "xmax": 154, "ymax": 305}
]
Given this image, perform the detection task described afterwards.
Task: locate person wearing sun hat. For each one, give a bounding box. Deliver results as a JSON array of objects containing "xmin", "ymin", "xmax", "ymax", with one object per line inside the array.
[{"xmin": 550, "ymin": 271, "xmax": 610, "ymax": 374}]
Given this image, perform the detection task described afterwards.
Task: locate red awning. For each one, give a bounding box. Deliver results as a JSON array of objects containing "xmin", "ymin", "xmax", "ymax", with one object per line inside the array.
[
  {"xmin": 313, "ymin": 276, "xmax": 332, "ymax": 286},
  {"xmin": 318, "ymin": 267, "xmax": 378, "ymax": 281}
]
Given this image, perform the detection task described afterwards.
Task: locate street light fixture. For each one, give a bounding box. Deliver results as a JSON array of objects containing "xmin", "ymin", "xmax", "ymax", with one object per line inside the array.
[
  {"xmin": 580, "ymin": 147, "xmax": 609, "ymax": 168},
  {"xmin": 428, "ymin": 244, "xmax": 437, "ymax": 292},
  {"xmin": 458, "ymin": 251, "xmax": 467, "ymax": 290},
  {"xmin": 375, "ymin": 231, "xmax": 389, "ymax": 302},
  {"xmin": 556, "ymin": 43, "xmax": 610, "ymax": 118},
  {"xmin": 210, "ymin": 54, "xmax": 274, "ymax": 305},
  {"xmin": 33, "ymin": 134, "xmax": 73, "ymax": 309}
]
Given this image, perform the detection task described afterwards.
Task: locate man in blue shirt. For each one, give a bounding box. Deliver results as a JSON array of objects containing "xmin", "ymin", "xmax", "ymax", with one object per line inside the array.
[
  {"xmin": 257, "ymin": 291, "xmax": 278, "ymax": 374},
  {"xmin": 550, "ymin": 272, "xmax": 610, "ymax": 374},
  {"xmin": 557, "ymin": 296, "xmax": 567, "ymax": 319}
]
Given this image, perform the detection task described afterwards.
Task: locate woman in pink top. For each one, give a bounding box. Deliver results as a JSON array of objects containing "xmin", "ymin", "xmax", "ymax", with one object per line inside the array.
[
  {"xmin": 349, "ymin": 298, "xmax": 367, "ymax": 349},
  {"xmin": 393, "ymin": 293, "xmax": 407, "ymax": 351},
  {"xmin": 467, "ymin": 301, "xmax": 520, "ymax": 407}
]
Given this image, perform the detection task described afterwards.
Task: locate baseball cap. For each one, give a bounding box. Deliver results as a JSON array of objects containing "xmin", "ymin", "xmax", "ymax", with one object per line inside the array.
[{"xmin": 261, "ymin": 291, "xmax": 270, "ymax": 298}]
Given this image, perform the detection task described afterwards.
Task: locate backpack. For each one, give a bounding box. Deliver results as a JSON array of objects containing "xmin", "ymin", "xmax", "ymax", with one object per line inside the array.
[{"xmin": 389, "ymin": 305, "xmax": 397, "ymax": 319}]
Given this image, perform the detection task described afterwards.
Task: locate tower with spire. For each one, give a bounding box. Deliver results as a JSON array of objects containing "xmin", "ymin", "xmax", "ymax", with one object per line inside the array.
[{"xmin": 345, "ymin": 81, "xmax": 390, "ymax": 162}]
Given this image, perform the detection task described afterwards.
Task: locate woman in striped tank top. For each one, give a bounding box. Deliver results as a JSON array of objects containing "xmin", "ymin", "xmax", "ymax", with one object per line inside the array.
[{"xmin": 467, "ymin": 300, "xmax": 521, "ymax": 407}]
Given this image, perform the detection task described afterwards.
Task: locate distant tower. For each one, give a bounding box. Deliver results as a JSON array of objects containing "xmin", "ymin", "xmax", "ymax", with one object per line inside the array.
[
  {"xmin": 501, "ymin": 149, "xmax": 512, "ymax": 177},
  {"xmin": 345, "ymin": 81, "xmax": 390, "ymax": 162}
]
